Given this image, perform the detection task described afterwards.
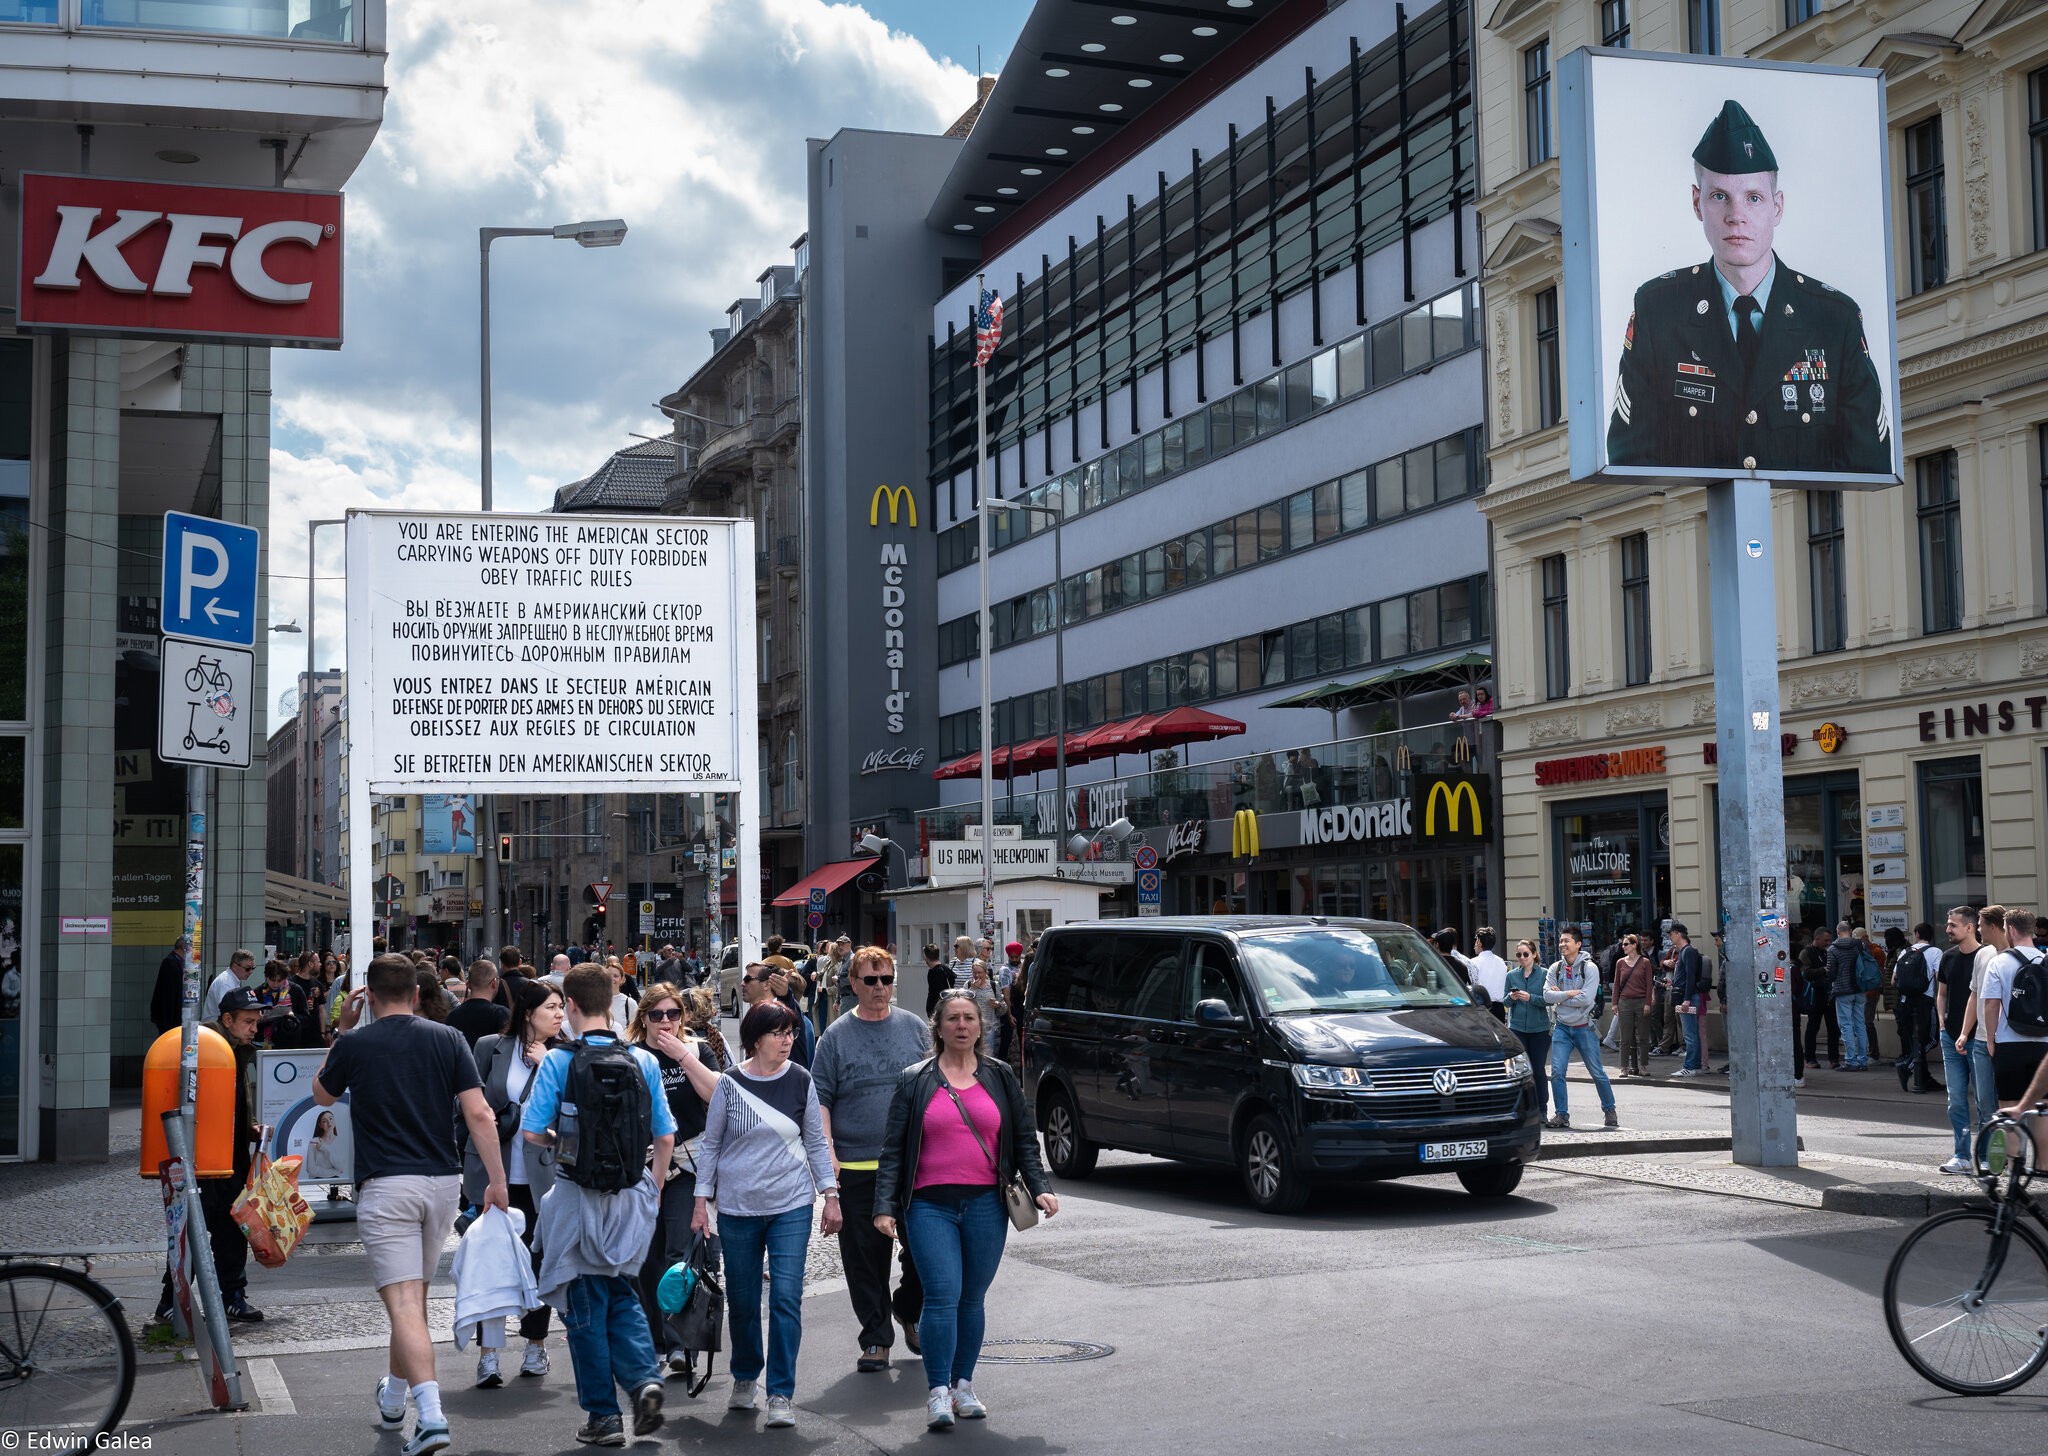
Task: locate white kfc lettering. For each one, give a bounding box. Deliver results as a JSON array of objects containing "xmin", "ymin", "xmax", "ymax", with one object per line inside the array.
[{"xmin": 32, "ymin": 206, "xmax": 324, "ymax": 304}]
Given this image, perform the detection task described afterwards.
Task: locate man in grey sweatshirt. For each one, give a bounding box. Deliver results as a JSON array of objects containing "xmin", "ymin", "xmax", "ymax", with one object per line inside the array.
[
  {"xmin": 813, "ymin": 946, "xmax": 933, "ymax": 1372},
  {"xmin": 1544, "ymin": 928, "xmax": 1617, "ymax": 1129}
]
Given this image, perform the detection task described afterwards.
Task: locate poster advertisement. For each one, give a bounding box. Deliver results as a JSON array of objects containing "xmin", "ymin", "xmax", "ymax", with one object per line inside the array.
[
  {"xmin": 260, "ymin": 1049, "xmax": 354, "ymax": 1209},
  {"xmin": 1560, "ymin": 49, "xmax": 1902, "ymax": 486},
  {"xmin": 421, "ymin": 794, "xmax": 475, "ymax": 856}
]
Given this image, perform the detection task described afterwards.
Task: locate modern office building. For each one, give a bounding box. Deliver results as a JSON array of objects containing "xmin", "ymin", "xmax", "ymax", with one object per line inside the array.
[
  {"xmin": 919, "ymin": 0, "xmax": 1497, "ymax": 942},
  {"xmin": 0, "ymin": 1, "xmax": 385, "ymax": 1158},
  {"xmin": 1476, "ymin": 1, "xmax": 2048, "ymax": 952}
]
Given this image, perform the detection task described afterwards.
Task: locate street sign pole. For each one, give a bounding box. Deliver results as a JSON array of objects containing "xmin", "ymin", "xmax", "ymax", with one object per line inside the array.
[{"xmin": 1708, "ymin": 480, "xmax": 1797, "ymax": 1167}]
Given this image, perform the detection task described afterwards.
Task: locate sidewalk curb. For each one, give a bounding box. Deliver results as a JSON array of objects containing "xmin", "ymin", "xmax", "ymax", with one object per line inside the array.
[
  {"xmin": 1817, "ymin": 1182, "xmax": 1982, "ymax": 1218},
  {"xmin": 1537, "ymin": 1135, "xmax": 1734, "ymax": 1160}
]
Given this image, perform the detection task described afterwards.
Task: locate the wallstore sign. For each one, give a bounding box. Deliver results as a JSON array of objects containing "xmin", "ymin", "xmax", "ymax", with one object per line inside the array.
[{"xmin": 16, "ymin": 173, "xmax": 344, "ymax": 348}]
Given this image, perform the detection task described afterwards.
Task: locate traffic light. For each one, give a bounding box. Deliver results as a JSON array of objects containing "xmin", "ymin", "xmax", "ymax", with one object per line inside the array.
[
  {"xmin": 593, "ymin": 902, "xmax": 606, "ymax": 919},
  {"xmin": 498, "ymin": 834, "xmax": 513, "ymax": 864}
]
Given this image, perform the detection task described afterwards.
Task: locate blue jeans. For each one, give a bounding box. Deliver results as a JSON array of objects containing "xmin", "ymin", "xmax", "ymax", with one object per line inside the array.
[
  {"xmin": 720, "ymin": 1206, "xmax": 812, "ymax": 1399},
  {"xmin": 1679, "ymin": 1003, "xmax": 1704, "ymax": 1071},
  {"xmin": 1836, "ymin": 993, "xmax": 1869, "ymax": 1065},
  {"xmin": 1970, "ymin": 1037, "xmax": 1998, "ymax": 1131},
  {"xmin": 903, "ymin": 1192, "xmax": 1008, "ymax": 1392},
  {"xmin": 560, "ymin": 1273, "xmax": 659, "ymax": 1418},
  {"xmin": 1549, "ymin": 1023, "xmax": 1615, "ymax": 1119},
  {"xmin": 1942, "ymin": 1036, "xmax": 1983, "ymax": 1162}
]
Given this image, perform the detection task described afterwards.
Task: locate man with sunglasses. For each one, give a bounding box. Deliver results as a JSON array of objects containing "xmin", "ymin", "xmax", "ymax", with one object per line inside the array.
[{"xmin": 813, "ymin": 945, "xmax": 932, "ymax": 1374}]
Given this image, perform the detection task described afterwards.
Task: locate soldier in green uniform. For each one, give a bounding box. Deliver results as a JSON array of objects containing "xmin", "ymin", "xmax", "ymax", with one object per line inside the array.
[{"xmin": 1607, "ymin": 99, "xmax": 1892, "ymax": 476}]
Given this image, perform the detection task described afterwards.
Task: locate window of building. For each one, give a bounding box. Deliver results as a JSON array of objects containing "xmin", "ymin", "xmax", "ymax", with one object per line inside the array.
[
  {"xmin": 1688, "ymin": 0, "xmax": 1720, "ymax": 54},
  {"xmin": 2032, "ymin": 69, "xmax": 2048, "ymax": 251},
  {"xmin": 1807, "ymin": 491, "xmax": 1846, "ymax": 654},
  {"xmin": 1916, "ymin": 451, "xmax": 1963, "ymax": 634},
  {"xmin": 1620, "ymin": 533, "xmax": 1651, "ymax": 686},
  {"xmin": 1601, "ymin": 0, "xmax": 1631, "ymax": 47},
  {"xmin": 1785, "ymin": 0, "xmax": 1820, "ymax": 25},
  {"xmin": 1542, "ymin": 553, "xmax": 1570, "ymax": 700},
  {"xmin": 1907, "ymin": 117, "xmax": 1948, "ymax": 294},
  {"xmin": 2041, "ymin": 425, "xmax": 2048, "ymax": 600},
  {"xmin": 1535, "ymin": 288, "xmax": 1563, "ymax": 429},
  {"xmin": 1524, "ymin": 40, "xmax": 1553, "ymax": 168},
  {"xmin": 1918, "ymin": 757, "xmax": 1984, "ymax": 922}
]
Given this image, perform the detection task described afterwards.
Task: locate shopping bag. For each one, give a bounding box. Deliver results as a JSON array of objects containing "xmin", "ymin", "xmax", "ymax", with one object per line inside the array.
[
  {"xmin": 661, "ymin": 1232, "xmax": 724, "ymax": 1397},
  {"xmin": 231, "ymin": 1152, "xmax": 313, "ymax": 1268}
]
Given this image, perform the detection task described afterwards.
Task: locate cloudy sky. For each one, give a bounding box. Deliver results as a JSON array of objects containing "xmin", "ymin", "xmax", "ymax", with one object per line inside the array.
[{"xmin": 277, "ymin": 0, "xmax": 1031, "ymax": 675}]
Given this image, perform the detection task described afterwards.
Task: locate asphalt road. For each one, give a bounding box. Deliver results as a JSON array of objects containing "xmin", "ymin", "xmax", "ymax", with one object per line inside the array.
[{"xmin": 96, "ymin": 1071, "xmax": 2045, "ymax": 1456}]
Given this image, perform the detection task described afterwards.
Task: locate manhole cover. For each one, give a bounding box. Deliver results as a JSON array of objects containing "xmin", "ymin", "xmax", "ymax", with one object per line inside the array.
[{"xmin": 975, "ymin": 1339, "xmax": 1114, "ymax": 1365}]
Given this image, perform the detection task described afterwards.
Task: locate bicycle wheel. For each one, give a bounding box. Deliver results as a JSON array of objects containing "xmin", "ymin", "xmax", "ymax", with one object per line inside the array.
[
  {"xmin": 0, "ymin": 1265, "xmax": 136, "ymax": 1437},
  {"xmin": 1885, "ymin": 1207, "xmax": 2048, "ymax": 1394}
]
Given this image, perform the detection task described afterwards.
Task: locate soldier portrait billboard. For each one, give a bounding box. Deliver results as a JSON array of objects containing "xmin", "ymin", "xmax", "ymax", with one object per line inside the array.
[{"xmin": 1560, "ymin": 49, "xmax": 1902, "ymax": 487}]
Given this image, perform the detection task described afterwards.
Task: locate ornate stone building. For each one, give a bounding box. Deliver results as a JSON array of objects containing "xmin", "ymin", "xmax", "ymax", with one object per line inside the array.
[{"xmin": 1477, "ymin": 0, "xmax": 2048, "ymax": 950}]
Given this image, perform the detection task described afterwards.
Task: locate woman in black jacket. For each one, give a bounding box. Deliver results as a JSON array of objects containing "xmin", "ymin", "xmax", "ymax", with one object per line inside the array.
[{"xmin": 873, "ymin": 989, "xmax": 1057, "ymax": 1432}]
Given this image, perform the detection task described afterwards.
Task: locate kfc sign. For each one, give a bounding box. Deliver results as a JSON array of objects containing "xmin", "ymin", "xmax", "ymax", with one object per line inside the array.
[{"xmin": 17, "ymin": 173, "xmax": 343, "ymax": 348}]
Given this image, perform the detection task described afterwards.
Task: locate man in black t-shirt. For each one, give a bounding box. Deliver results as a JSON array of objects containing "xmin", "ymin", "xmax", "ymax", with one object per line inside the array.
[
  {"xmin": 317, "ymin": 954, "xmax": 504, "ymax": 1454},
  {"xmin": 447, "ymin": 958, "xmax": 510, "ymax": 1048},
  {"xmin": 1935, "ymin": 913, "xmax": 1984, "ymax": 1175}
]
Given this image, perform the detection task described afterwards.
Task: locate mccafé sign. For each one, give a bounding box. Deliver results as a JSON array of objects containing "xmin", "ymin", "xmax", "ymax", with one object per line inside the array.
[{"xmin": 17, "ymin": 173, "xmax": 344, "ymax": 347}]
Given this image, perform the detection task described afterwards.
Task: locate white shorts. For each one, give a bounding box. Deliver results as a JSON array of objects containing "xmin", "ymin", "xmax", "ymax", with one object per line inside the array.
[{"xmin": 357, "ymin": 1173, "xmax": 461, "ymax": 1290}]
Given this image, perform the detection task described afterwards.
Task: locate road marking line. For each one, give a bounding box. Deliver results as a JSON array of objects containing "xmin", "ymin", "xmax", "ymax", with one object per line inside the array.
[
  {"xmin": 243, "ymin": 1356, "xmax": 296, "ymax": 1415},
  {"xmin": 1478, "ymin": 1234, "xmax": 1588, "ymax": 1254}
]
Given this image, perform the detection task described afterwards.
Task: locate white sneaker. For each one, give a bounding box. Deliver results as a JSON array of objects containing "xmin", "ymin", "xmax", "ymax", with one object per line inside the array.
[
  {"xmin": 1673, "ymin": 1068, "xmax": 1699, "ymax": 1079},
  {"xmin": 764, "ymin": 1395, "xmax": 795, "ymax": 1429},
  {"xmin": 474, "ymin": 1350, "xmax": 502, "ymax": 1388},
  {"xmin": 520, "ymin": 1343, "xmax": 549, "ymax": 1378},
  {"xmin": 952, "ymin": 1380, "xmax": 987, "ymax": 1419},
  {"xmin": 927, "ymin": 1386, "xmax": 956, "ymax": 1431},
  {"xmin": 375, "ymin": 1376, "xmax": 408, "ymax": 1429},
  {"xmin": 1941, "ymin": 1156, "xmax": 1971, "ymax": 1175},
  {"xmin": 1792, "ymin": 1077, "xmax": 1806, "ymax": 1089},
  {"xmin": 727, "ymin": 1379, "xmax": 759, "ymax": 1412}
]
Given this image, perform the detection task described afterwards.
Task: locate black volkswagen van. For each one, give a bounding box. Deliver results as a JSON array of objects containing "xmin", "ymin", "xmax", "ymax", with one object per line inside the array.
[{"xmin": 1023, "ymin": 917, "xmax": 1540, "ymax": 1213}]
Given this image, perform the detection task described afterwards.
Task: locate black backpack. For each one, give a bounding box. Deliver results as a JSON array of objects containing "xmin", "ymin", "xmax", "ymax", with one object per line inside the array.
[
  {"xmin": 1895, "ymin": 947, "xmax": 1931, "ymax": 1001},
  {"xmin": 555, "ymin": 1038, "xmax": 653, "ymax": 1194},
  {"xmin": 661, "ymin": 1231, "xmax": 724, "ymax": 1398},
  {"xmin": 2004, "ymin": 949, "xmax": 2048, "ymax": 1039}
]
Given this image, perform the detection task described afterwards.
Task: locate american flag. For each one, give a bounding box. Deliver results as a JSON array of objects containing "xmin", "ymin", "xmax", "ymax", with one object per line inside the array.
[{"xmin": 974, "ymin": 287, "xmax": 1004, "ymax": 367}]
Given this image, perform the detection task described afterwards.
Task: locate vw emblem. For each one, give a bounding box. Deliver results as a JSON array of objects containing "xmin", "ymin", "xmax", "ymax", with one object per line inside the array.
[{"xmin": 1432, "ymin": 1067, "xmax": 1460, "ymax": 1096}]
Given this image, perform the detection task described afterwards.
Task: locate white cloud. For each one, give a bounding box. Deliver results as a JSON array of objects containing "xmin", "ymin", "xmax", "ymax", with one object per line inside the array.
[{"xmin": 269, "ymin": 0, "xmax": 974, "ymax": 669}]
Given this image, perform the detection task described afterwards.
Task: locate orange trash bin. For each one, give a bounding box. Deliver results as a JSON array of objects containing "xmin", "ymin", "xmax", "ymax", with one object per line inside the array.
[{"xmin": 140, "ymin": 1025, "xmax": 236, "ymax": 1178}]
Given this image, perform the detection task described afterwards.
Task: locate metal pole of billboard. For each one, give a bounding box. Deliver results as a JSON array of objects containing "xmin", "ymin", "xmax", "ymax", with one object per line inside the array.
[
  {"xmin": 305, "ymin": 519, "xmax": 341, "ymax": 952},
  {"xmin": 734, "ymin": 519, "xmax": 763, "ymax": 972},
  {"xmin": 1707, "ymin": 480, "xmax": 1797, "ymax": 1167}
]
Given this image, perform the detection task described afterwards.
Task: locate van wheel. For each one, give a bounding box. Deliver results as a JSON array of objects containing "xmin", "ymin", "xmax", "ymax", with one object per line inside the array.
[
  {"xmin": 1457, "ymin": 1162, "xmax": 1525, "ymax": 1199},
  {"xmin": 1040, "ymin": 1087, "xmax": 1098, "ymax": 1178},
  {"xmin": 1240, "ymin": 1113, "xmax": 1309, "ymax": 1214}
]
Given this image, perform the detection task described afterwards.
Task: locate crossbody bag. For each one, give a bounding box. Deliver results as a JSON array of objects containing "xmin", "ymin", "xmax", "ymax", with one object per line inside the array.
[{"xmin": 939, "ymin": 1082, "xmax": 1039, "ymax": 1232}]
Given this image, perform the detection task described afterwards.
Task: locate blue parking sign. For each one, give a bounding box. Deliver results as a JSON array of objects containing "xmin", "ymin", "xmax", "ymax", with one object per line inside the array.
[{"xmin": 162, "ymin": 511, "xmax": 260, "ymax": 647}]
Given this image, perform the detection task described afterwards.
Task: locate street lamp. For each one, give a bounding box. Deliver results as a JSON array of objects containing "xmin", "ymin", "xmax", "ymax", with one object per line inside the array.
[
  {"xmin": 1067, "ymin": 817, "xmax": 1134, "ymax": 861},
  {"xmin": 859, "ymin": 832, "xmax": 904, "ymax": 952},
  {"xmin": 983, "ymin": 496, "xmax": 1069, "ymax": 851},
  {"xmin": 478, "ymin": 217, "xmax": 629, "ymax": 952}
]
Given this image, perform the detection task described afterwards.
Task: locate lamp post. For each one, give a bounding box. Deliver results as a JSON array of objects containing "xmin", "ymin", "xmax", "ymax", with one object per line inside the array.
[
  {"xmin": 478, "ymin": 217, "xmax": 628, "ymax": 953},
  {"xmin": 983, "ymin": 496, "xmax": 1068, "ymax": 851}
]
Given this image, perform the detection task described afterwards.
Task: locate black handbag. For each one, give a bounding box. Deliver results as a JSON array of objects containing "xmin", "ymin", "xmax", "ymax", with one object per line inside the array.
[
  {"xmin": 662, "ymin": 1232, "xmax": 724, "ymax": 1398},
  {"xmin": 491, "ymin": 1041, "xmax": 532, "ymax": 1140}
]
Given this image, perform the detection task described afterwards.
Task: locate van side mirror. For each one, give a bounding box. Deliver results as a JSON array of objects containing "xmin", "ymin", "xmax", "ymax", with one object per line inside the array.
[
  {"xmin": 1468, "ymin": 983, "xmax": 1494, "ymax": 1008},
  {"xmin": 1195, "ymin": 998, "xmax": 1245, "ymax": 1028}
]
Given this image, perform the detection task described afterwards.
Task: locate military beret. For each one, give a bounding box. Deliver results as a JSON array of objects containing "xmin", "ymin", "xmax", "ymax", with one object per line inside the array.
[{"xmin": 1693, "ymin": 99, "xmax": 1778, "ymax": 175}]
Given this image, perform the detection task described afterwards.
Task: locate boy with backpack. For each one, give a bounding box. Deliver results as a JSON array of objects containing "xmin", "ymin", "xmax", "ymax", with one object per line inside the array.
[
  {"xmin": 1981, "ymin": 909, "xmax": 2048, "ymax": 1104},
  {"xmin": 522, "ymin": 965, "xmax": 676, "ymax": 1448},
  {"xmin": 1893, "ymin": 924, "xmax": 1939, "ymax": 1094}
]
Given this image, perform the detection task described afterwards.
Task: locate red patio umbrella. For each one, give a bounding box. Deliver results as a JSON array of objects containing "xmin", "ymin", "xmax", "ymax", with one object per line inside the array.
[
  {"xmin": 1124, "ymin": 705, "xmax": 1248, "ymax": 756},
  {"xmin": 932, "ymin": 751, "xmax": 980, "ymax": 781}
]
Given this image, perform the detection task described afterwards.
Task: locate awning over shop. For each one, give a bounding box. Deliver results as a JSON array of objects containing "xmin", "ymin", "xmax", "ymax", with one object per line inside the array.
[
  {"xmin": 265, "ymin": 870, "xmax": 347, "ymax": 921},
  {"xmin": 770, "ymin": 857, "xmax": 875, "ymax": 907}
]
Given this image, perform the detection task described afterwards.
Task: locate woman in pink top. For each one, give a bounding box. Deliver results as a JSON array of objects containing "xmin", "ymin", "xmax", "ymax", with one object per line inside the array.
[{"xmin": 872, "ymin": 991, "xmax": 1058, "ymax": 1432}]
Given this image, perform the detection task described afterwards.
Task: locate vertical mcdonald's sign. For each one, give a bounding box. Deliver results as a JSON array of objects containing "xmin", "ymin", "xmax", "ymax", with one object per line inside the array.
[
  {"xmin": 1416, "ymin": 776, "xmax": 1492, "ymax": 844},
  {"xmin": 1231, "ymin": 808, "xmax": 1260, "ymax": 861}
]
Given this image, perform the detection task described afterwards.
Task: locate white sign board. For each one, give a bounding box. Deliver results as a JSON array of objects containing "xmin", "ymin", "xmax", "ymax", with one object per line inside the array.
[
  {"xmin": 157, "ymin": 638, "xmax": 254, "ymax": 768},
  {"xmin": 1867, "ymin": 883, "xmax": 1909, "ymax": 907},
  {"xmin": 1867, "ymin": 857, "xmax": 1907, "ymax": 882},
  {"xmin": 346, "ymin": 511, "xmax": 747, "ymax": 793},
  {"xmin": 1865, "ymin": 831, "xmax": 1906, "ymax": 856},
  {"xmin": 929, "ymin": 838, "xmax": 1057, "ymax": 887}
]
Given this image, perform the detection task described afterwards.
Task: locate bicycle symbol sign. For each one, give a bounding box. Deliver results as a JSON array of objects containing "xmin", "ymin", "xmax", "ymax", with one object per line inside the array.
[{"xmin": 158, "ymin": 638, "xmax": 254, "ymax": 769}]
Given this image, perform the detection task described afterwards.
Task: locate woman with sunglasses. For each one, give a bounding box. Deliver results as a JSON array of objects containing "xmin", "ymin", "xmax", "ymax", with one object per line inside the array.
[
  {"xmin": 1610, "ymin": 934, "xmax": 1657, "ymax": 1078},
  {"xmin": 628, "ymin": 982, "xmax": 729, "ymax": 1377},
  {"xmin": 692, "ymin": 1001, "xmax": 839, "ymax": 1428},
  {"xmin": 813, "ymin": 946, "xmax": 934, "ymax": 1374},
  {"xmin": 873, "ymin": 989, "xmax": 1058, "ymax": 1431},
  {"xmin": 1504, "ymin": 940, "xmax": 1554, "ymax": 1123}
]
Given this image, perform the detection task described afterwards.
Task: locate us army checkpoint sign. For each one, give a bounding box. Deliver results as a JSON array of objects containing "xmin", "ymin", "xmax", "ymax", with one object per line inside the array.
[{"xmin": 1557, "ymin": 48, "xmax": 1901, "ymax": 489}]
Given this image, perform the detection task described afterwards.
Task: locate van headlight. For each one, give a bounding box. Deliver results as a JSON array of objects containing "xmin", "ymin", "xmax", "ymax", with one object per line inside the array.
[
  {"xmin": 1290, "ymin": 1063, "xmax": 1370, "ymax": 1090},
  {"xmin": 1505, "ymin": 1053, "xmax": 1532, "ymax": 1081}
]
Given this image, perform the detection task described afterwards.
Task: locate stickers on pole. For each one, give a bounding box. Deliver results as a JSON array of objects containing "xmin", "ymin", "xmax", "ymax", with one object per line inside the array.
[
  {"xmin": 157, "ymin": 638, "xmax": 254, "ymax": 768},
  {"xmin": 346, "ymin": 511, "xmax": 749, "ymax": 793}
]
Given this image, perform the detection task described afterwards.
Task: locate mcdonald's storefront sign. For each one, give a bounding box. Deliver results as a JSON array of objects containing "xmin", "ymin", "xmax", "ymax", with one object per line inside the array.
[
  {"xmin": 1417, "ymin": 776, "xmax": 1490, "ymax": 845},
  {"xmin": 869, "ymin": 483, "xmax": 917, "ymax": 528}
]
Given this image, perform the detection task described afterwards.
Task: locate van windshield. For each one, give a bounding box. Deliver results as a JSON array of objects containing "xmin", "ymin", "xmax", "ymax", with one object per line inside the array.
[{"xmin": 1239, "ymin": 928, "xmax": 1469, "ymax": 1013}]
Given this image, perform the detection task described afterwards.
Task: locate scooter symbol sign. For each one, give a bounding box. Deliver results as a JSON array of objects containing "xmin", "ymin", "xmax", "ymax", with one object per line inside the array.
[{"xmin": 158, "ymin": 638, "xmax": 254, "ymax": 768}]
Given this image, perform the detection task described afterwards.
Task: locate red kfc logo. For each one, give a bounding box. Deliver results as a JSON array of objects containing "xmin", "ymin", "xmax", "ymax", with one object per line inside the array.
[{"xmin": 17, "ymin": 173, "xmax": 343, "ymax": 348}]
